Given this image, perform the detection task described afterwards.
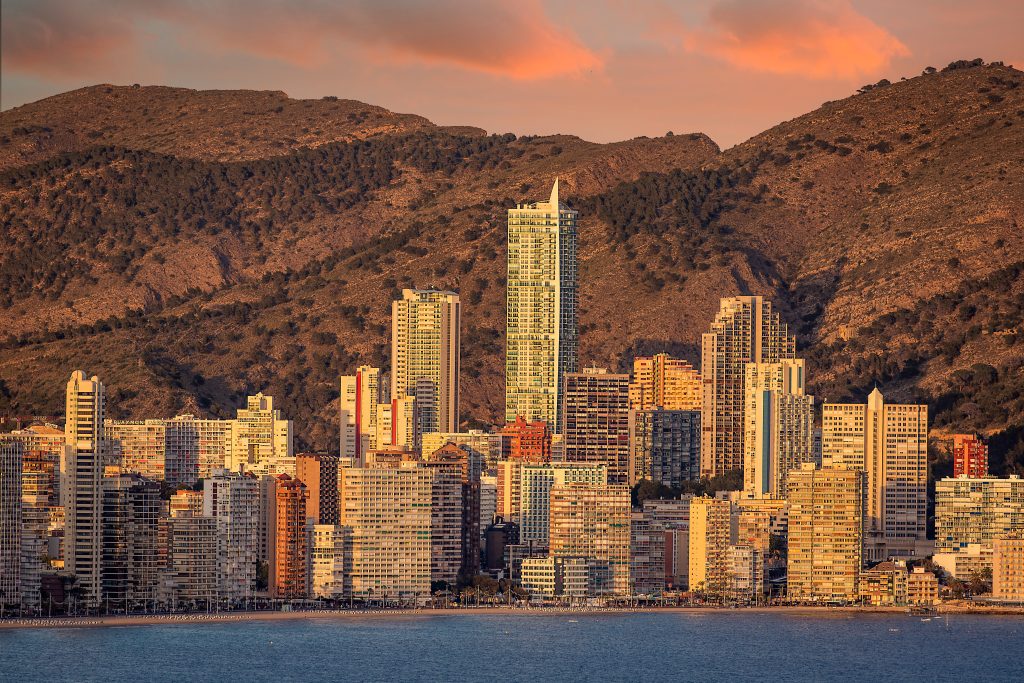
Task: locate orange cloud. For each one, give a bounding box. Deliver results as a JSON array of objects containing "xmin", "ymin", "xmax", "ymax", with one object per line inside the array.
[
  {"xmin": 1, "ymin": 0, "xmax": 602, "ymax": 81},
  {"xmin": 683, "ymin": 0, "xmax": 910, "ymax": 79},
  {"xmin": 1, "ymin": 0, "xmax": 139, "ymax": 78}
]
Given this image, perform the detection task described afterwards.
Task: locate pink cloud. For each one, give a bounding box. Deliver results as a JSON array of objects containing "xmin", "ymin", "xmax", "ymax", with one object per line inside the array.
[
  {"xmin": 1, "ymin": 0, "xmax": 602, "ymax": 81},
  {"xmin": 675, "ymin": 0, "xmax": 911, "ymax": 79},
  {"xmin": 1, "ymin": 0, "xmax": 139, "ymax": 78}
]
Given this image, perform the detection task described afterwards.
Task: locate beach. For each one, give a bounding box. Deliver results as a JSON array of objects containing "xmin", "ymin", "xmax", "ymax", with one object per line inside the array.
[{"xmin": 3, "ymin": 603, "xmax": 1022, "ymax": 630}]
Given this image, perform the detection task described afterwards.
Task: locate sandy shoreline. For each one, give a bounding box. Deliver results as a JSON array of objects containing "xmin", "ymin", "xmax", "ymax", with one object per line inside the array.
[{"xmin": 2, "ymin": 604, "xmax": 1023, "ymax": 630}]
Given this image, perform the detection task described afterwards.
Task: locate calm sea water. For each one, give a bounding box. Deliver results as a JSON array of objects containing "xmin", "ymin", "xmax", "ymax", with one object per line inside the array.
[{"xmin": 2, "ymin": 612, "xmax": 1023, "ymax": 682}]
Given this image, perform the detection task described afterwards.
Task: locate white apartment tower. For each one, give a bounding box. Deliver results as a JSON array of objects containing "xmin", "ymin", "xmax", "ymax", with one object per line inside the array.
[
  {"xmin": 391, "ymin": 289, "xmax": 460, "ymax": 436},
  {"xmin": 204, "ymin": 468, "xmax": 260, "ymax": 600},
  {"xmin": 822, "ymin": 388, "xmax": 928, "ymax": 560},
  {"xmin": 339, "ymin": 366, "xmax": 385, "ymax": 463},
  {"xmin": 743, "ymin": 359, "xmax": 815, "ymax": 499},
  {"xmin": 701, "ymin": 297, "xmax": 795, "ymax": 477},
  {"xmin": 64, "ymin": 370, "xmax": 106, "ymax": 606},
  {"xmin": 227, "ymin": 393, "xmax": 294, "ymax": 476},
  {"xmin": 505, "ymin": 179, "xmax": 579, "ymax": 429}
]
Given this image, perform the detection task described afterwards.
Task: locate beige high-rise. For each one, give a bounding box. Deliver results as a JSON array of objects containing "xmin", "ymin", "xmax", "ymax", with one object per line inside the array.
[
  {"xmin": 688, "ymin": 497, "xmax": 735, "ymax": 597},
  {"xmin": 549, "ymin": 483, "xmax": 631, "ymax": 595},
  {"xmin": 629, "ymin": 353, "xmax": 701, "ymax": 411},
  {"xmin": 934, "ymin": 476, "xmax": 1024, "ymax": 552},
  {"xmin": 822, "ymin": 388, "xmax": 927, "ymax": 560},
  {"xmin": 519, "ymin": 463, "xmax": 607, "ymax": 547},
  {"xmin": 505, "ymin": 179, "xmax": 579, "ymax": 429},
  {"xmin": 339, "ymin": 366, "xmax": 385, "ymax": 463},
  {"xmin": 227, "ymin": 393, "xmax": 294, "ymax": 476},
  {"xmin": 786, "ymin": 464, "xmax": 864, "ymax": 603},
  {"xmin": 701, "ymin": 297, "xmax": 795, "ymax": 477},
  {"xmin": 339, "ymin": 460, "xmax": 461, "ymax": 597},
  {"xmin": 65, "ymin": 370, "xmax": 106, "ymax": 606},
  {"xmin": 392, "ymin": 289, "xmax": 460, "ymax": 437},
  {"xmin": 743, "ymin": 359, "xmax": 815, "ymax": 499}
]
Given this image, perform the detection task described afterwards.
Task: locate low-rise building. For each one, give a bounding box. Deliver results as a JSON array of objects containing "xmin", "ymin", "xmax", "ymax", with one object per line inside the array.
[
  {"xmin": 907, "ymin": 566, "xmax": 939, "ymax": 606},
  {"xmin": 859, "ymin": 561, "xmax": 908, "ymax": 606},
  {"xmin": 933, "ymin": 544, "xmax": 994, "ymax": 581}
]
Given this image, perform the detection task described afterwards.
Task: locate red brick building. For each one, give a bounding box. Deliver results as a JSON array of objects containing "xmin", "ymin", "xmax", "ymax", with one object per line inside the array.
[{"xmin": 501, "ymin": 416, "xmax": 551, "ymax": 463}]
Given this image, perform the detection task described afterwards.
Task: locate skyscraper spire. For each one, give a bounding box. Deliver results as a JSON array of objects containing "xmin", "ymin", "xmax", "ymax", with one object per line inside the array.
[{"xmin": 549, "ymin": 177, "xmax": 559, "ymax": 207}]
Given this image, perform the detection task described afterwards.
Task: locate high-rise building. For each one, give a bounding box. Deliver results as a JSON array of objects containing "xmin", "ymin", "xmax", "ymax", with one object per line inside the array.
[
  {"xmin": 0, "ymin": 439, "xmax": 22, "ymax": 610},
  {"xmin": 993, "ymin": 533, "xmax": 1024, "ymax": 603},
  {"xmin": 204, "ymin": 468, "xmax": 260, "ymax": 601},
  {"xmin": 496, "ymin": 459, "xmax": 524, "ymax": 524},
  {"xmin": 424, "ymin": 443, "xmax": 482, "ymax": 579},
  {"xmin": 101, "ymin": 473, "xmax": 161, "ymax": 606},
  {"xmin": 688, "ymin": 497, "xmax": 735, "ymax": 597},
  {"xmin": 166, "ymin": 414, "xmax": 233, "ymax": 480},
  {"xmin": 742, "ymin": 359, "xmax": 815, "ymax": 499},
  {"xmin": 505, "ymin": 179, "xmax": 579, "ymax": 429},
  {"xmin": 159, "ymin": 514, "xmax": 218, "ymax": 606},
  {"xmin": 64, "ymin": 370, "xmax": 106, "ymax": 606},
  {"xmin": 549, "ymin": 482, "xmax": 631, "ymax": 596},
  {"xmin": 562, "ymin": 368, "xmax": 631, "ymax": 484},
  {"xmin": 227, "ymin": 393, "xmax": 294, "ymax": 477},
  {"xmin": 3, "ymin": 427, "xmax": 62, "ymax": 609},
  {"xmin": 105, "ymin": 420, "xmax": 171, "ymax": 482},
  {"xmin": 519, "ymin": 463, "xmax": 607, "ymax": 548},
  {"xmin": 631, "ymin": 510, "xmax": 667, "ymax": 596},
  {"xmin": 953, "ymin": 434, "xmax": 989, "ymax": 478},
  {"xmin": 296, "ymin": 453, "xmax": 339, "ymax": 525},
  {"xmin": 822, "ymin": 388, "xmax": 928, "ymax": 560},
  {"xmin": 727, "ymin": 545, "xmax": 766, "ymax": 603},
  {"xmin": 628, "ymin": 408, "xmax": 700, "ymax": 487},
  {"xmin": 269, "ymin": 474, "xmax": 308, "ymax": 599},
  {"xmin": 374, "ymin": 396, "xmax": 418, "ymax": 451},
  {"xmin": 934, "ymin": 476, "xmax": 1024, "ymax": 552},
  {"xmin": 479, "ymin": 474, "xmax": 497, "ymax": 543},
  {"xmin": 308, "ymin": 523, "xmax": 348, "ymax": 599},
  {"xmin": 391, "ymin": 289, "xmax": 460, "ymax": 436},
  {"xmin": 786, "ymin": 464, "xmax": 864, "ymax": 603},
  {"xmin": 339, "ymin": 366, "xmax": 385, "ymax": 464},
  {"xmin": 629, "ymin": 353, "xmax": 701, "ymax": 411},
  {"xmin": 339, "ymin": 460, "xmax": 462, "ymax": 598},
  {"xmin": 107, "ymin": 415, "xmax": 237, "ymax": 484},
  {"xmin": 701, "ymin": 296, "xmax": 795, "ymax": 477},
  {"xmin": 500, "ymin": 417, "xmax": 552, "ymax": 464}
]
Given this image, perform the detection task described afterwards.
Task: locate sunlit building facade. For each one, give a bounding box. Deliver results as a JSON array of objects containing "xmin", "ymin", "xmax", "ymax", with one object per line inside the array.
[
  {"xmin": 506, "ymin": 179, "xmax": 578, "ymax": 429},
  {"xmin": 391, "ymin": 289, "xmax": 460, "ymax": 436},
  {"xmin": 822, "ymin": 389, "xmax": 928, "ymax": 560},
  {"xmin": 701, "ymin": 296, "xmax": 796, "ymax": 477}
]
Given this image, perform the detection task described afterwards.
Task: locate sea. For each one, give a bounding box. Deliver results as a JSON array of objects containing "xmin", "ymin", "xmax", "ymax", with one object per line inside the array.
[{"xmin": 2, "ymin": 611, "xmax": 1023, "ymax": 682}]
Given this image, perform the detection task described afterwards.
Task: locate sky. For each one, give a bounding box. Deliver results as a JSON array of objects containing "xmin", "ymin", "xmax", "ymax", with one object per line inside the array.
[{"xmin": 2, "ymin": 0, "xmax": 1022, "ymax": 148}]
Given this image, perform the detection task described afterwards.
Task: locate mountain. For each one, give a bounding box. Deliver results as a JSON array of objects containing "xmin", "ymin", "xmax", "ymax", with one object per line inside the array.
[{"xmin": 1, "ymin": 61, "xmax": 1022, "ymax": 474}]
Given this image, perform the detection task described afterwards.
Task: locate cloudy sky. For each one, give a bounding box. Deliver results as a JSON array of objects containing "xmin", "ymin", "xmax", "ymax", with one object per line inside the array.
[{"xmin": 2, "ymin": 0, "xmax": 1021, "ymax": 147}]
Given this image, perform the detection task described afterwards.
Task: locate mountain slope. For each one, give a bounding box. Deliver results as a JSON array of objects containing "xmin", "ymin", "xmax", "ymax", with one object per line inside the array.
[{"xmin": 1, "ymin": 62, "xmax": 1023, "ymax": 475}]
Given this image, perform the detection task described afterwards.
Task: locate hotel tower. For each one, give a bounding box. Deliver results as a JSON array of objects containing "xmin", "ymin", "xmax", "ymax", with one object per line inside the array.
[{"xmin": 505, "ymin": 179, "xmax": 579, "ymax": 430}]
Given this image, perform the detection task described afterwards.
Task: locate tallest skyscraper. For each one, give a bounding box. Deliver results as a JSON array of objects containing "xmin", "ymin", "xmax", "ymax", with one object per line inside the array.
[{"xmin": 505, "ymin": 179, "xmax": 578, "ymax": 430}]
